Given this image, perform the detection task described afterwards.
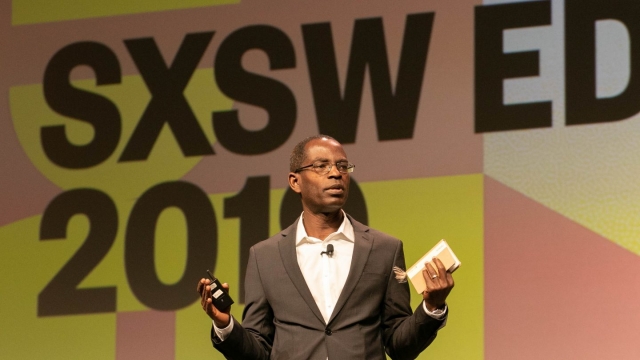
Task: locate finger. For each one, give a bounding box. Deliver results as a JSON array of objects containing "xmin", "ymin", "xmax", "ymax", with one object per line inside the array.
[
  {"xmin": 203, "ymin": 279, "xmax": 212, "ymax": 293},
  {"xmin": 424, "ymin": 262, "xmax": 438, "ymax": 282},
  {"xmin": 445, "ymin": 272, "xmax": 455, "ymax": 288},
  {"xmin": 433, "ymin": 257, "xmax": 446, "ymax": 274},
  {"xmin": 206, "ymin": 297, "xmax": 215, "ymax": 314},
  {"xmin": 422, "ymin": 268, "xmax": 431, "ymax": 284},
  {"xmin": 202, "ymin": 285, "xmax": 213, "ymax": 307},
  {"xmin": 200, "ymin": 284, "xmax": 208, "ymax": 306},
  {"xmin": 422, "ymin": 269, "xmax": 436, "ymax": 295},
  {"xmin": 198, "ymin": 281, "xmax": 205, "ymax": 298},
  {"xmin": 432, "ymin": 258, "xmax": 447, "ymax": 284},
  {"xmin": 197, "ymin": 278, "xmax": 205, "ymax": 293},
  {"xmin": 432, "ymin": 258, "xmax": 454, "ymax": 286},
  {"xmin": 443, "ymin": 265, "xmax": 454, "ymax": 283},
  {"xmin": 422, "ymin": 269, "xmax": 431, "ymax": 289}
]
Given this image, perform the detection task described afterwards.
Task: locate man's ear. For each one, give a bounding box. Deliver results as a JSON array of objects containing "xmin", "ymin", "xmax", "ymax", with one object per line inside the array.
[{"xmin": 288, "ymin": 172, "xmax": 302, "ymax": 194}]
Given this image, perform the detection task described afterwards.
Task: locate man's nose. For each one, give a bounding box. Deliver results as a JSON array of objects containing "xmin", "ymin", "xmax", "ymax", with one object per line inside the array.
[{"xmin": 328, "ymin": 163, "xmax": 342, "ymax": 177}]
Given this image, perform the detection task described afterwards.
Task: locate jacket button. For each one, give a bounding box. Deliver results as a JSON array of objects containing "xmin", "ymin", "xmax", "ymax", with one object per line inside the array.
[{"xmin": 325, "ymin": 329, "xmax": 332, "ymax": 335}]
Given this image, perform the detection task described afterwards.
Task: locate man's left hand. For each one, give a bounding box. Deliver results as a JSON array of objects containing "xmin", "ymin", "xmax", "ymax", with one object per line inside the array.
[{"xmin": 421, "ymin": 257, "xmax": 454, "ymax": 311}]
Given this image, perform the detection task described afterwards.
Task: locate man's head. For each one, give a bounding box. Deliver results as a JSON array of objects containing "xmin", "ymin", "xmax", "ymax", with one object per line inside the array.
[{"xmin": 288, "ymin": 135, "xmax": 352, "ymax": 215}]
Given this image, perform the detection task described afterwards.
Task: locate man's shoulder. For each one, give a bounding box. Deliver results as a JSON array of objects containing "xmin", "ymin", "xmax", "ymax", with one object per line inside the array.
[
  {"xmin": 251, "ymin": 220, "xmax": 296, "ymax": 252},
  {"xmin": 347, "ymin": 214, "xmax": 402, "ymax": 245},
  {"xmin": 368, "ymin": 227, "xmax": 400, "ymax": 240},
  {"xmin": 367, "ymin": 227, "xmax": 403, "ymax": 248}
]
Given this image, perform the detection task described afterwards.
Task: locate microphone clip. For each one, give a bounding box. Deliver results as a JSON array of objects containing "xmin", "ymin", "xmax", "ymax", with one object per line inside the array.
[{"xmin": 320, "ymin": 244, "xmax": 334, "ymax": 257}]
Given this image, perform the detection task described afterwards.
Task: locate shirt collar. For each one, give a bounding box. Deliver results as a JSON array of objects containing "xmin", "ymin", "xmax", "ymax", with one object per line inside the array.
[{"xmin": 295, "ymin": 210, "xmax": 355, "ymax": 246}]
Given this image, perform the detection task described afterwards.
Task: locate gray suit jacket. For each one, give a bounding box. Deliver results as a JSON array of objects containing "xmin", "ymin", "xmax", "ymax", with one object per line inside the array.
[{"xmin": 212, "ymin": 214, "xmax": 445, "ymax": 360}]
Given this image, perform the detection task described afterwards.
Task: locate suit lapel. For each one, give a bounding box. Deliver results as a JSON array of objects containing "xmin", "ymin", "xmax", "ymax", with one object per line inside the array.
[
  {"xmin": 278, "ymin": 220, "xmax": 326, "ymax": 325},
  {"xmin": 328, "ymin": 215, "xmax": 372, "ymax": 324}
]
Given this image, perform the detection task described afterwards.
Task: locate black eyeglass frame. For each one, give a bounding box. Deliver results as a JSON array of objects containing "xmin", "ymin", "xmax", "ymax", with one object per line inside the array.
[{"xmin": 294, "ymin": 161, "xmax": 355, "ymax": 175}]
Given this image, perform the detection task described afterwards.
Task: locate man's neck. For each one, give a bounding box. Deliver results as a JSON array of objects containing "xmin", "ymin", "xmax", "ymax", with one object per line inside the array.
[{"xmin": 302, "ymin": 209, "xmax": 344, "ymax": 240}]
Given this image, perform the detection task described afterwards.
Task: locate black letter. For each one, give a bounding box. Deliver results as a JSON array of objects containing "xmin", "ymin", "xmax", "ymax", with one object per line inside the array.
[
  {"xmin": 42, "ymin": 42, "xmax": 121, "ymax": 168},
  {"xmin": 213, "ymin": 25, "xmax": 296, "ymax": 155},
  {"xmin": 475, "ymin": 1, "xmax": 551, "ymax": 132},
  {"xmin": 125, "ymin": 181, "xmax": 217, "ymax": 311},
  {"xmin": 224, "ymin": 176, "xmax": 269, "ymax": 303},
  {"xmin": 120, "ymin": 32, "xmax": 215, "ymax": 161},
  {"xmin": 303, "ymin": 13, "xmax": 434, "ymax": 143},
  {"xmin": 566, "ymin": 0, "xmax": 640, "ymax": 125},
  {"xmin": 39, "ymin": 188, "xmax": 118, "ymax": 316}
]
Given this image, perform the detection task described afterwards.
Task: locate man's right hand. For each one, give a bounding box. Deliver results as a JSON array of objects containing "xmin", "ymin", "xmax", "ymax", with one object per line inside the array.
[{"xmin": 197, "ymin": 278, "xmax": 231, "ymax": 328}]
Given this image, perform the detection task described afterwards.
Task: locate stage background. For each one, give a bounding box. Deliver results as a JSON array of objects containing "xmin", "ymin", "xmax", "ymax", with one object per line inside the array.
[{"xmin": 1, "ymin": 0, "xmax": 639, "ymax": 359}]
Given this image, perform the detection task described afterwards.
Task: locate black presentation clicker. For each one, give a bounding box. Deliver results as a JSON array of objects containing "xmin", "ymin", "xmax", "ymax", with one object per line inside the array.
[{"xmin": 206, "ymin": 270, "xmax": 234, "ymax": 311}]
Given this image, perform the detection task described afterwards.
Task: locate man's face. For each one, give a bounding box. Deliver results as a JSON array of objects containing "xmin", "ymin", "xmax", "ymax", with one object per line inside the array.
[{"xmin": 290, "ymin": 138, "xmax": 350, "ymax": 214}]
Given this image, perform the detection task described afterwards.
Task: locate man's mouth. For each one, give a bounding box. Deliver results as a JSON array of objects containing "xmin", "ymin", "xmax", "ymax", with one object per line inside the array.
[{"xmin": 325, "ymin": 184, "xmax": 345, "ymax": 193}]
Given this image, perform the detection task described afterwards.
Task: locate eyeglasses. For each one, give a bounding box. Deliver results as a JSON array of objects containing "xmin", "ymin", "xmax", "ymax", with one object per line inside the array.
[{"xmin": 294, "ymin": 161, "xmax": 355, "ymax": 175}]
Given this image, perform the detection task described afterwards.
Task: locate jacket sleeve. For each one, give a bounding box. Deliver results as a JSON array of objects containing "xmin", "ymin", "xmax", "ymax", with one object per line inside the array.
[
  {"xmin": 383, "ymin": 241, "xmax": 447, "ymax": 360},
  {"xmin": 212, "ymin": 246, "xmax": 274, "ymax": 360}
]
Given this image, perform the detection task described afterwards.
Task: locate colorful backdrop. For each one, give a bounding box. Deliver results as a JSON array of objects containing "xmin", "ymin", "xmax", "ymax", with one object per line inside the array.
[{"xmin": 1, "ymin": 0, "xmax": 639, "ymax": 359}]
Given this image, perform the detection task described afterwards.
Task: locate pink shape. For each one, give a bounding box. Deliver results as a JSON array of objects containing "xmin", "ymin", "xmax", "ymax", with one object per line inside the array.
[
  {"xmin": 0, "ymin": 121, "xmax": 61, "ymax": 227},
  {"xmin": 116, "ymin": 311, "xmax": 175, "ymax": 360},
  {"xmin": 484, "ymin": 176, "xmax": 640, "ymax": 359}
]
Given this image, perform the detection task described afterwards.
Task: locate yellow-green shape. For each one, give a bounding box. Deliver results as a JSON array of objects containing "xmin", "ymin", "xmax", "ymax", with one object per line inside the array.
[
  {"xmin": 12, "ymin": 0, "xmax": 240, "ymax": 25},
  {"xmin": 362, "ymin": 174, "xmax": 484, "ymax": 359},
  {"xmin": 10, "ymin": 68, "xmax": 231, "ymax": 200}
]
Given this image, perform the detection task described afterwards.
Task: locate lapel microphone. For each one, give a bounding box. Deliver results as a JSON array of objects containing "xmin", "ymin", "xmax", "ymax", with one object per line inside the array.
[{"xmin": 320, "ymin": 244, "xmax": 334, "ymax": 257}]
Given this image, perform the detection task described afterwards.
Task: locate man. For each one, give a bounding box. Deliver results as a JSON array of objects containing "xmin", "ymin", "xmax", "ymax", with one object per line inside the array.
[{"xmin": 197, "ymin": 135, "xmax": 454, "ymax": 359}]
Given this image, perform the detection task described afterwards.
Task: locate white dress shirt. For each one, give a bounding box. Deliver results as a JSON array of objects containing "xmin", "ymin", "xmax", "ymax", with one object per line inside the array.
[{"xmin": 295, "ymin": 211, "xmax": 354, "ymax": 323}]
